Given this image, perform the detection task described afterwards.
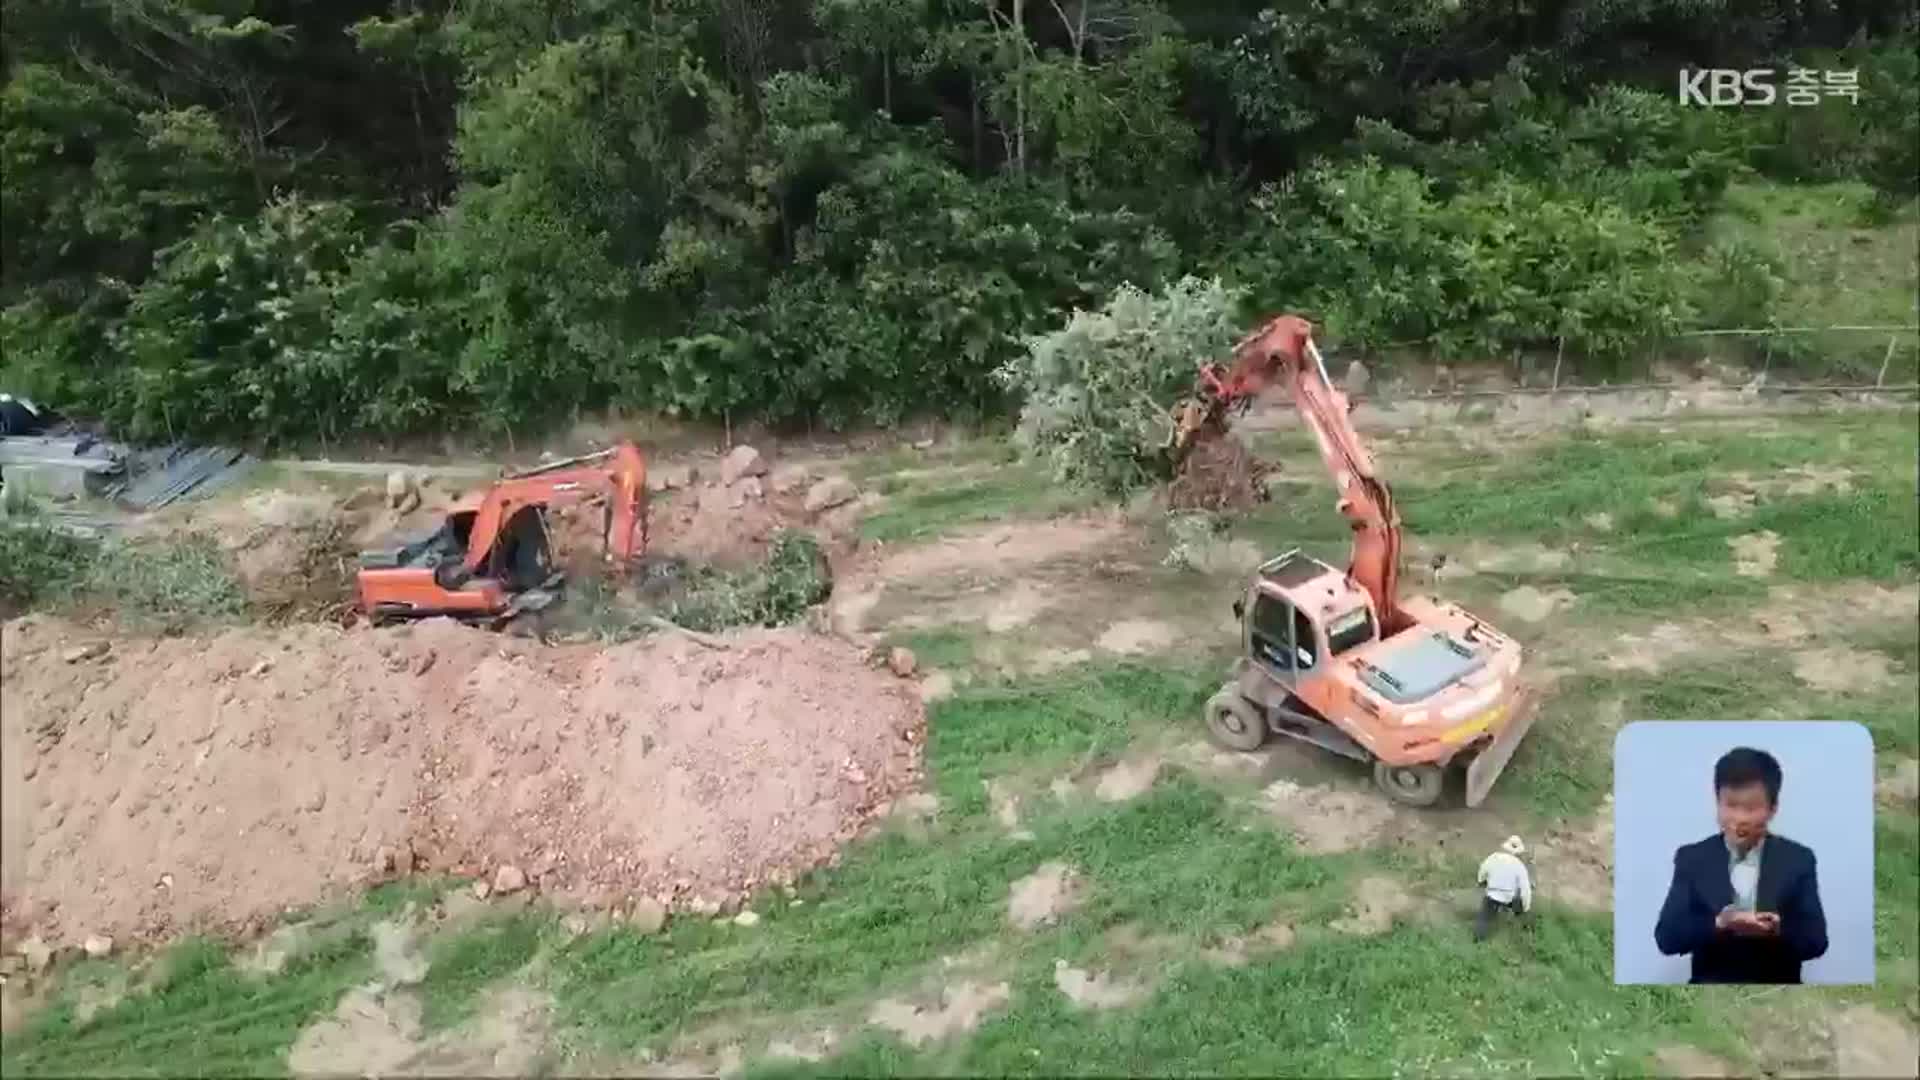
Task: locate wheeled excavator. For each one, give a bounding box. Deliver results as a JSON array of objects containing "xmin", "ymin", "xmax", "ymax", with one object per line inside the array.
[
  {"xmin": 1177, "ymin": 315, "xmax": 1539, "ymax": 808},
  {"xmin": 353, "ymin": 443, "xmax": 648, "ymax": 628}
]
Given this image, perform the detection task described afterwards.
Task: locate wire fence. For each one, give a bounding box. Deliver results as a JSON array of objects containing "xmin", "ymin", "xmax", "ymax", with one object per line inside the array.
[{"xmin": 1348, "ymin": 323, "xmax": 1920, "ymax": 399}]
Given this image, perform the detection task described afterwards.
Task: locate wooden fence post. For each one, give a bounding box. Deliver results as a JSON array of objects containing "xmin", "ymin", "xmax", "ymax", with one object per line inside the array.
[
  {"xmin": 1551, "ymin": 337, "xmax": 1564, "ymax": 394},
  {"xmin": 1878, "ymin": 337, "xmax": 1896, "ymax": 388}
]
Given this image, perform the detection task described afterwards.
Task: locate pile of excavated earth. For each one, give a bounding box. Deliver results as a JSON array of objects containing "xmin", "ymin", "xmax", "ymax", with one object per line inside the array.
[
  {"xmin": 0, "ymin": 614, "xmax": 925, "ymax": 949},
  {"xmin": 0, "ymin": 442, "xmax": 923, "ymax": 957}
]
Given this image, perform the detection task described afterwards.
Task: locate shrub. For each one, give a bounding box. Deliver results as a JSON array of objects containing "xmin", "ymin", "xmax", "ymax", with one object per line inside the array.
[
  {"xmin": 1237, "ymin": 159, "xmax": 1692, "ymax": 360},
  {"xmin": 664, "ymin": 530, "xmax": 833, "ymax": 633},
  {"xmin": 996, "ymin": 276, "xmax": 1244, "ymax": 499},
  {"xmin": 0, "ymin": 516, "xmax": 246, "ymax": 624},
  {"xmin": 0, "ymin": 519, "xmax": 95, "ymax": 614}
]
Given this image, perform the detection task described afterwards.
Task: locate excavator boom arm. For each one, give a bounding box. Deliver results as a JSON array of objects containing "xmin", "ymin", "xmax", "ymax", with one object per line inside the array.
[
  {"xmin": 461, "ymin": 443, "xmax": 648, "ymax": 572},
  {"xmin": 1202, "ymin": 316, "xmax": 1408, "ymax": 633}
]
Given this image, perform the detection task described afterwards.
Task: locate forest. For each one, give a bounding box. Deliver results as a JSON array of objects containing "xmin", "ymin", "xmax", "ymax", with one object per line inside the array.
[{"xmin": 1, "ymin": 0, "xmax": 1914, "ymax": 445}]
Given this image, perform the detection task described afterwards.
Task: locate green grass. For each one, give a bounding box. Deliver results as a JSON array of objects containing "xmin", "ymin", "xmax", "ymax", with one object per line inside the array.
[
  {"xmin": 923, "ymin": 662, "xmax": 1215, "ymax": 807},
  {"xmin": 1871, "ymin": 812, "xmax": 1920, "ymax": 1008},
  {"xmin": 417, "ymin": 911, "xmax": 552, "ymax": 1030},
  {"xmin": 847, "ymin": 437, "xmax": 1019, "ymax": 485},
  {"xmin": 0, "ymin": 511, "xmax": 249, "ymax": 626},
  {"xmin": 0, "ymin": 935, "xmax": 372, "ymax": 1077},
  {"xmin": 750, "ymin": 907, "xmax": 1723, "ymax": 1078},
  {"xmin": 1707, "ymin": 182, "xmax": 1919, "ymax": 382},
  {"xmin": 548, "ymin": 774, "xmax": 1345, "ymax": 1060},
  {"xmin": 859, "ymin": 459, "xmax": 1099, "ymax": 544},
  {"xmin": 889, "ymin": 626, "xmax": 981, "ymax": 670},
  {"xmin": 1396, "ymin": 412, "xmax": 1920, "ymax": 583}
]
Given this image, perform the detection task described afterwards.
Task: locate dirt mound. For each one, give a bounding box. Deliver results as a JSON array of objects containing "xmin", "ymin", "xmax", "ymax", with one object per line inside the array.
[
  {"xmin": 0, "ymin": 616, "xmax": 924, "ymax": 946},
  {"xmin": 1167, "ymin": 433, "xmax": 1270, "ymax": 512},
  {"xmin": 649, "ymin": 480, "xmax": 859, "ymax": 571}
]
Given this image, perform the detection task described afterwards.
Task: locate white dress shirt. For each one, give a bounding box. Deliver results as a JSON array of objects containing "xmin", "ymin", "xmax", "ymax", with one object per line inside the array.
[{"xmin": 1728, "ymin": 836, "xmax": 1765, "ymax": 912}]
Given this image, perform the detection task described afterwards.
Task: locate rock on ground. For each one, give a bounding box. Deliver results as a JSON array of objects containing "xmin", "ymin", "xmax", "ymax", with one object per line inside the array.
[
  {"xmin": 627, "ymin": 897, "xmax": 669, "ymax": 935},
  {"xmin": 492, "ymin": 865, "xmax": 528, "ymax": 895},
  {"xmin": 720, "ymin": 446, "xmax": 767, "ymax": 485},
  {"xmin": 769, "ymin": 464, "xmax": 812, "ymax": 495},
  {"xmin": 804, "ymin": 477, "xmax": 858, "ymax": 513},
  {"xmin": 1498, "ymin": 585, "xmax": 1577, "ymax": 623},
  {"xmin": 1878, "ymin": 758, "xmax": 1920, "ymax": 804}
]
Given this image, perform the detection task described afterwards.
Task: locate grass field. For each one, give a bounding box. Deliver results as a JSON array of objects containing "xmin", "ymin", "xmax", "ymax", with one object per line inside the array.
[
  {"xmin": 1703, "ymin": 182, "xmax": 1920, "ymax": 383},
  {"xmin": 4, "ymin": 398, "xmax": 1915, "ymax": 1078}
]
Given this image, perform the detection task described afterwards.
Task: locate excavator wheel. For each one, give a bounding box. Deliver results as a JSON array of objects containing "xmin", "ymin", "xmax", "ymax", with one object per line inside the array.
[
  {"xmin": 1204, "ymin": 687, "xmax": 1268, "ymax": 753},
  {"xmin": 1373, "ymin": 761, "xmax": 1446, "ymax": 807}
]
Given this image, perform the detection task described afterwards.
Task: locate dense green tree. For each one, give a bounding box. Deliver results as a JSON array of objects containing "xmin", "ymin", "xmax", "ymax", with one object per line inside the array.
[{"xmin": 0, "ymin": 0, "xmax": 1911, "ymax": 444}]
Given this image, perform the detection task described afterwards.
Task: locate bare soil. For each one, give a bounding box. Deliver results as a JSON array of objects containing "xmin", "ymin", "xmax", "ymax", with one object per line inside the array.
[
  {"xmin": 289, "ymin": 983, "xmax": 556, "ymax": 1079},
  {"xmin": 1094, "ymin": 618, "xmax": 1178, "ymax": 655},
  {"xmin": 0, "ymin": 616, "xmax": 924, "ymax": 946},
  {"xmin": 645, "ymin": 480, "xmax": 858, "ymax": 570},
  {"xmin": 1497, "ymin": 585, "xmax": 1578, "ymax": 623},
  {"xmin": 1260, "ymin": 779, "xmax": 1398, "ymax": 855},
  {"xmin": 1653, "ymin": 1045, "xmax": 1734, "ymax": 1077},
  {"xmin": 1827, "ymin": 1004, "xmax": 1920, "ymax": 1079},
  {"xmin": 1328, "ymin": 876, "xmax": 1425, "ymax": 936},
  {"xmin": 1728, "ymin": 530, "xmax": 1781, "ymax": 577},
  {"xmin": 867, "ymin": 980, "xmax": 1012, "ymax": 1047},
  {"xmin": 1092, "ymin": 756, "xmax": 1162, "ymax": 802},
  {"xmin": 851, "ymin": 515, "xmax": 1127, "ymax": 584},
  {"xmin": 1052, "ymin": 960, "xmax": 1150, "ymax": 1009},
  {"xmin": 1006, "ymin": 862, "xmax": 1083, "ymax": 930},
  {"xmin": 1790, "ymin": 646, "xmax": 1899, "ymax": 693}
]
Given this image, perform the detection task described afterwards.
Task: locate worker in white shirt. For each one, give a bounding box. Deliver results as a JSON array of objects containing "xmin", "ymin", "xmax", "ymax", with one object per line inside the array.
[{"xmin": 1475, "ymin": 835, "xmax": 1533, "ymax": 941}]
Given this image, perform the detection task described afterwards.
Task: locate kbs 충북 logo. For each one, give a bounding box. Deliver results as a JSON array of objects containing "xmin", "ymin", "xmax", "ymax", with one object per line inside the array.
[{"xmin": 1678, "ymin": 68, "xmax": 1861, "ymax": 107}]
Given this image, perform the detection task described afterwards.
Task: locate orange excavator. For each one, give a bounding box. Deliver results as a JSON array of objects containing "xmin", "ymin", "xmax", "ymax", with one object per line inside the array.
[
  {"xmin": 353, "ymin": 443, "xmax": 648, "ymax": 628},
  {"xmin": 1180, "ymin": 315, "xmax": 1538, "ymax": 808}
]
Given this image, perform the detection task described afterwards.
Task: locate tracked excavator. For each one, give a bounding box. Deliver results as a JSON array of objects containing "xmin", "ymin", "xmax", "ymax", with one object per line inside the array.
[
  {"xmin": 1177, "ymin": 315, "xmax": 1538, "ymax": 808},
  {"xmin": 353, "ymin": 443, "xmax": 648, "ymax": 628}
]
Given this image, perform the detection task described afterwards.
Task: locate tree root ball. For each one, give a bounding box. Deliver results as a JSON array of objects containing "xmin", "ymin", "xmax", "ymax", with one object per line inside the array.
[{"xmin": 1167, "ymin": 433, "xmax": 1271, "ymax": 512}]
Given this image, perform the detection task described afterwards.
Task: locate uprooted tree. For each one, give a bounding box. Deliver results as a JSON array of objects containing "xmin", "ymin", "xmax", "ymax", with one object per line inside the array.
[{"xmin": 995, "ymin": 275, "xmax": 1269, "ymax": 508}]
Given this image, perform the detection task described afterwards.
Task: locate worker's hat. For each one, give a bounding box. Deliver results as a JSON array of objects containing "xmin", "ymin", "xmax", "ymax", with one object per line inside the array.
[{"xmin": 1500, "ymin": 835, "xmax": 1526, "ymax": 856}]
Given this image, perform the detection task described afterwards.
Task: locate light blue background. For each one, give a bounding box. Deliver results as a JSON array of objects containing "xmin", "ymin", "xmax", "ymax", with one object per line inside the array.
[{"xmin": 1613, "ymin": 720, "xmax": 1875, "ymax": 985}]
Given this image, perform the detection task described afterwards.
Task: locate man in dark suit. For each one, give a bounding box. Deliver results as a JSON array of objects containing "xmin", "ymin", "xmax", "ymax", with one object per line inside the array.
[{"xmin": 1654, "ymin": 746, "xmax": 1828, "ymax": 983}]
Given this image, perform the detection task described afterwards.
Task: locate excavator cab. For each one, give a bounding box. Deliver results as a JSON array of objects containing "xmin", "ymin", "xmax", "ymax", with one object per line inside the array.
[{"xmin": 358, "ymin": 504, "xmax": 558, "ymax": 626}]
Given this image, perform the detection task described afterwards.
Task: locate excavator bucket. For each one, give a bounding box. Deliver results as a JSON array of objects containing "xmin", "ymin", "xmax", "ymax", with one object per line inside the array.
[{"xmin": 1464, "ymin": 687, "xmax": 1539, "ymax": 809}]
